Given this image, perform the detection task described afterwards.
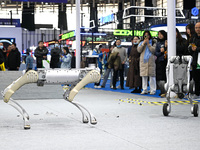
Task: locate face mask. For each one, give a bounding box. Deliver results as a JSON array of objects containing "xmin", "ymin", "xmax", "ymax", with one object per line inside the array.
[
  {"xmin": 55, "ymin": 44, "xmax": 59, "ymax": 47},
  {"xmin": 133, "ymin": 42, "xmax": 138, "ymax": 45},
  {"xmin": 117, "ymin": 45, "xmax": 121, "ymax": 48},
  {"xmin": 0, "ymin": 46, "xmax": 3, "ymax": 49}
]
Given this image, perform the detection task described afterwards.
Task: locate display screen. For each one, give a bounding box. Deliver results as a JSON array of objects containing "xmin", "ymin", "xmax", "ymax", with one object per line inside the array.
[{"xmin": 12, "ymin": 0, "xmax": 68, "ymax": 3}]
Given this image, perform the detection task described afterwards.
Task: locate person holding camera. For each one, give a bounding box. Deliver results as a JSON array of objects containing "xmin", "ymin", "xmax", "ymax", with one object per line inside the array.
[
  {"xmin": 137, "ymin": 31, "xmax": 157, "ymax": 95},
  {"xmin": 155, "ymin": 30, "xmax": 167, "ymax": 97}
]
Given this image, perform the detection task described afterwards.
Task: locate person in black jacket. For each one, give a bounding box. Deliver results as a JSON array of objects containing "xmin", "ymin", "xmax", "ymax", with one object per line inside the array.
[
  {"xmin": 34, "ymin": 41, "xmax": 48, "ymax": 69},
  {"xmin": 0, "ymin": 49, "xmax": 5, "ymax": 71},
  {"xmin": 155, "ymin": 30, "xmax": 167, "ymax": 97},
  {"xmin": 7, "ymin": 43, "xmax": 21, "ymax": 71},
  {"xmin": 176, "ymin": 28, "xmax": 187, "ymax": 57},
  {"xmin": 0, "ymin": 43, "xmax": 6, "ymax": 69},
  {"xmin": 188, "ymin": 22, "xmax": 200, "ymax": 97},
  {"xmin": 50, "ymin": 41, "xmax": 62, "ymax": 68}
]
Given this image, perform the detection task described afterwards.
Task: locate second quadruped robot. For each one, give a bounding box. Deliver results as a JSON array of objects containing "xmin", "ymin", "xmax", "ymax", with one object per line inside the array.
[
  {"xmin": 163, "ymin": 55, "xmax": 199, "ymax": 117},
  {"xmin": 1, "ymin": 55, "xmax": 101, "ymax": 129}
]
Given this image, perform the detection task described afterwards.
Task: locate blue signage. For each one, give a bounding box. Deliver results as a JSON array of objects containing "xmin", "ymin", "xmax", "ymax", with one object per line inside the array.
[
  {"xmin": 191, "ymin": 7, "xmax": 199, "ymax": 16},
  {"xmin": 12, "ymin": 0, "xmax": 68, "ymax": 3},
  {"xmin": 99, "ymin": 14, "xmax": 114, "ymax": 25},
  {"xmin": 0, "ymin": 19, "xmax": 20, "ymax": 27}
]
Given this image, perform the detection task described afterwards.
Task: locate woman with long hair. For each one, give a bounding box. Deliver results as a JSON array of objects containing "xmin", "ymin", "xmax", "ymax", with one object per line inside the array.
[
  {"xmin": 137, "ymin": 31, "xmax": 157, "ymax": 95},
  {"xmin": 155, "ymin": 30, "xmax": 167, "ymax": 97},
  {"xmin": 176, "ymin": 28, "xmax": 187, "ymax": 56},
  {"xmin": 60, "ymin": 47, "xmax": 72, "ymax": 69}
]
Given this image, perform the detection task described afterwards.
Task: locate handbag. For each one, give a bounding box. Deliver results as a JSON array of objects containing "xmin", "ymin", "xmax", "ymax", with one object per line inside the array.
[
  {"xmin": 197, "ymin": 52, "xmax": 200, "ymax": 69},
  {"xmin": 0, "ymin": 62, "xmax": 5, "ymax": 71}
]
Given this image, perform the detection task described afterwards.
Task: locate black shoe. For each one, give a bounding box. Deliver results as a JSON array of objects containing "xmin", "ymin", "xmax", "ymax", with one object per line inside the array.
[
  {"xmin": 113, "ymin": 87, "xmax": 117, "ymax": 90},
  {"xmin": 121, "ymin": 87, "xmax": 124, "ymax": 90},
  {"xmin": 131, "ymin": 89, "xmax": 141, "ymax": 93},
  {"xmin": 101, "ymin": 85, "xmax": 105, "ymax": 88}
]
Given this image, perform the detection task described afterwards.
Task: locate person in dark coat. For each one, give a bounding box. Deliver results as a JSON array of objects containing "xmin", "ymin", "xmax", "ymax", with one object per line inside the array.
[
  {"xmin": 71, "ymin": 52, "xmax": 76, "ymax": 68},
  {"xmin": 188, "ymin": 22, "xmax": 200, "ymax": 98},
  {"xmin": 126, "ymin": 36, "xmax": 142, "ymax": 93},
  {"xmin": 155, "ymin": 30, "xmax": 167, "ymax": 97},
  {"xmin": 34, "ymin": 41, "xmax": 48, "ymax": 69},
  {"xmin": 0, "ymin": 48, "xmax": 5, "ymax": 71},
  {"xmin": 176, "ymin": 28, "xmax": 187, "ymax": 57},
  {"xmin": 50, "ymin": 41, "xmax": 62, "ymax": 68},
  {"xmin": 7, "ymin": 43, "xmax": 21, "ymax": 71},
  {"xmin": 0, "ymin": 43, "xmax": 6, "ymax": 60},
  {"xmin": 186, "ymin": 24, "xmax": 195, "ymax": 48},
  {"xmin": 0, "ymin": 42, "xmax": 7, "ymax": 68}
]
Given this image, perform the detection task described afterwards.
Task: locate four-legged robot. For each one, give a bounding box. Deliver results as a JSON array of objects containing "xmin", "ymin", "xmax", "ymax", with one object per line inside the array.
[
  {"xmin": 1, "ymin": 68, "xmax": 101, "ymax": 129},
  {"xmin": 163, "ymin": 56, "xmax": 199, "ymax": 117}
]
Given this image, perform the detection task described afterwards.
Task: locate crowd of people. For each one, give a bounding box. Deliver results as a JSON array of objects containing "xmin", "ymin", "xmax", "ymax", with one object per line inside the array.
[
  {"xmin": 1, "ymin": 22, "xmax": 200, "ymax": 98},
  {"xmin": 95, "ymin": 22, "xmax": 200, "ymax": 99},
  {"xmin": 0, "ymin": 40, "xmax": 74, "ymax": 72}
]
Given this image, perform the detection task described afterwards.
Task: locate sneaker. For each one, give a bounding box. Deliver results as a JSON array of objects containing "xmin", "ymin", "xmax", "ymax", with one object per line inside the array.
[
  {"xmin": 121, "ymin": 87, "xmax": 124, "ymax": 90},
  {"xmin": 113, "ymin": 86, "xmax": 117, "ymax": 90},
  {"xmin": 110, "ymin": 85, "xmax": 113, "ymax": 88},
  {"xmin": 141, "ymin": 91, "xmax": 148, "ymax": 94},
  {"xmin": 94, "ymin": 85, "xmax": 101, "ymax": 88},
  {"xmin": 192, "ymin": 94, "xmax": 200, "ymax": 99},
  {"xmin": 150, "ymin": 92, "xmax": 156, "ymax": 95},
  {"xmin": 101, "ymin": 85, "xmax": 105, "ymax": 88},
  {"xmin": 160, "ymin": 93, "xmax": 166, "ymax": 97}
]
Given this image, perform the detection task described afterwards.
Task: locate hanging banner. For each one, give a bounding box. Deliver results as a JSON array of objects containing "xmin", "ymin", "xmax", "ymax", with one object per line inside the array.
[{"xmin": 12, "ymin": 0, "xmax": 68, "ymax": 3}]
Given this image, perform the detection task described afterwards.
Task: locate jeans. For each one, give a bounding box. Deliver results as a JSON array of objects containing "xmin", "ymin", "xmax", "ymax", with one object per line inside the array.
[{"xmin": 101, "ymin": 68, "xmax": 113, "ymax": 87}]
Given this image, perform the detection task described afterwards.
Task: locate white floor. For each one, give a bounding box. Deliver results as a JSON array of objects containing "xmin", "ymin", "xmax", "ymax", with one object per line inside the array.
[{"xmin": 0, "ymin": 88, "xmax": 200, "ymax": 150}]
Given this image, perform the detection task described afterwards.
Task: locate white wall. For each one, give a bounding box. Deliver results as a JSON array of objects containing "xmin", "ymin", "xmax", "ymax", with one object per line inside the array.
[{"xmin": 0, "ymin": 27, "xmax": 22, "ymax": 52}]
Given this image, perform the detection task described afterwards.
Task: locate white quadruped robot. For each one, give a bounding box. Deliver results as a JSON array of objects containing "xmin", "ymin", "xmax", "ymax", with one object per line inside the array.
[
  {"xmin": 1, "ymin": 57, "xmax": 101, "ymax": 129},
  {"xmin": 163, "ymin": 55, "xmax": 199, "ymax": 117}
]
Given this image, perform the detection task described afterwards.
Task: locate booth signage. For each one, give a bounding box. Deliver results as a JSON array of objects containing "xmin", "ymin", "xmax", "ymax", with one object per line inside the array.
[
  {"xmin": 99, "ymin": 14, "xmax": 114, "ymax": 25},
  {"xmin": 0, "ymin": 19, "xmax": 20, "ymax": 27},
  {"xmin": 113, "ymin": 29, "xmax": 158, "ymax": 37},
  {"xmin": 61, "ymin": 31, "xmax": 75, "ymax": 40},
  {"xmin": 12, "ymin": 0, "xmax": 68, "ymax": 3}
]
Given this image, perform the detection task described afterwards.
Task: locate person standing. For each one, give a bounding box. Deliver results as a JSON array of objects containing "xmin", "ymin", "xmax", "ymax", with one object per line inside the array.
[
  {"xmin": 60, "ymin": 47, "xmax": 72, "ymax": 69},
  {"xmin": 155, "ymin": 30, "xmax": 168, "ymax": 97},
  {"xmin": 137, "ymin": 31, "xmax": 157, "ymax": 95},
  {"xmin": 0, "ymin": 48, "xmax": 5, "ymax": 71},
  {"xmin": 50, "ymin": 40, "xmax": 62, "ymax": 68},
  {"xmin": 0, "ymin": 43, "xmax": 7, "ymax": 61},
  {"xmin": 126, "ymin": 36, "xmax": 142, "ymax": 93},
  {"xmin": 7, "ymin": 43, "xmax": 21, "ymax": 71},
  {"xmin": 101, "ymin": 45, "xmax": 115, "ymax": 88},
  {"xmin": 176, "ymin": 28, "xmax": 187, "ymax": 57},
  {"xmin": 186, "ymin": 24, "xmax": 195, "ymax": 48},
  {"xmin": 112, "ymin": 39, "xmax": 127, "ymax": 90},
  {"xmin": 93, "ymin": 44, "xmax": 103, "ymax": 88},
  {"xmin": 188, "ymin": 22, "xmax": 200, "ymax": 98},
  {"xmin": 25, "ymin": 49, "xmax": 34, "ymax": 72},
  {"xmin": 34, "ymin": 41, "xmax": 48, "ymax": 69},
  {"xmin": 0, "ymin": 43, "xmax": 6, "ymax": 70}
]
